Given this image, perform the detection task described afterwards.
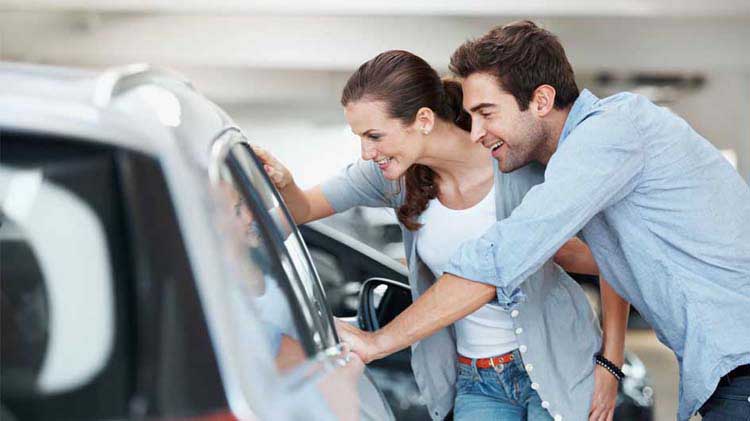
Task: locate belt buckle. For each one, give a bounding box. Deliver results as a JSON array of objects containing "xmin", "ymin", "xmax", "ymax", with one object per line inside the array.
[{"xmin": 490, "ymin": 356, "xmax": 505, "ymax": 373}]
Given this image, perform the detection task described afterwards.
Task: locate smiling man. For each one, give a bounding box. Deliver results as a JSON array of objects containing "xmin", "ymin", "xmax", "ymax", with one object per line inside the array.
[{"xmin": 337, "ymin": 21, "xmax": 750, "ymax": 421}]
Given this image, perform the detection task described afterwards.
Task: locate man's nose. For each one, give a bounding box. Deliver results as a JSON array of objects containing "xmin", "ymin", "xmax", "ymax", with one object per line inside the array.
[{"xmin": 470, "ymin": 119, "xmax": 485, "ymax": 143}]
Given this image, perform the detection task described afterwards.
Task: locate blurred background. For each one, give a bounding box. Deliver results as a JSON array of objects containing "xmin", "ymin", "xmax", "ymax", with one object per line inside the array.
[{"xmin": 2, "ymin": 2, "xmax": 749, "ymax": 420}]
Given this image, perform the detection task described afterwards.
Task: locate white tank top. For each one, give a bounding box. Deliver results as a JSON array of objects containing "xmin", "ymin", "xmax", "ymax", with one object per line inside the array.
[{"xmin": 416, "ymin": 185, "xmax": 518, "ymax": 358}]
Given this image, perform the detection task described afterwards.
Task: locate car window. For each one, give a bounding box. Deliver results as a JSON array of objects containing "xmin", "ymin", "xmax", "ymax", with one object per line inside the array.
[
  {"xmin": 226, "ymin": 142, "xmax": 335, "ymax": 340},
  {"xmin": 0, "ymin": 134, "xmax": 131, "ymax": 421},
  {"xmin": 210, "ymin": 130, "xmax": 337, "ymax": 367}
]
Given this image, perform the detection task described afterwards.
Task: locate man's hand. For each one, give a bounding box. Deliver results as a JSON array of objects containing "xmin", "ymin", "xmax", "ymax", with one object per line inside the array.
[
  {"xmin": 334, "ymin": 319, "xmax": 383, "ymax": 364},
  {"xmin": 589, "ymin": 365, "xmax": 618, "ymax": 421}
]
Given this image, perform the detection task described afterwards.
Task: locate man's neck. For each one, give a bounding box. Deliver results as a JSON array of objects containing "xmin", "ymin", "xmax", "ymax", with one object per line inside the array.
[{"xmin": 537, "ymin": 106, "xmax": 571, "ymax": 165}]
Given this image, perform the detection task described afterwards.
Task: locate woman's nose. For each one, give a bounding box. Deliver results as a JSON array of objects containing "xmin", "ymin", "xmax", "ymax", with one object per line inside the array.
[{"xmin": 361, "ymin": 140, "xmax": 377, "ymax": 160}]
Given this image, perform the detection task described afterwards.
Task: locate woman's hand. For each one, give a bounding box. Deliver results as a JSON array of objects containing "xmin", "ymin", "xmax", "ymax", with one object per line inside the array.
[
  {"xmin": 589, "ymin": 364, "xmax": 618, "ymax": 421},
  {"xmin": 251, "ymin": 145, "xmax": 294, "ymax": 190}
]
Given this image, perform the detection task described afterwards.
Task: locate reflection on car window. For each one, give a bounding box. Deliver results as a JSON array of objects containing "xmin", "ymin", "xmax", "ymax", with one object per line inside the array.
[
  {"xmin": 213, "ymin": 176, "xmax": 308, "ymax": 372},
  {"xmin": 224, "ymin": 143, "xmax": 337, "ymax": 349}
]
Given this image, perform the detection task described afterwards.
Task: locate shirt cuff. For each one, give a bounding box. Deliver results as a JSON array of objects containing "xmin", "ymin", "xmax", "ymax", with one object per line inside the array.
[{"xmin": 443, "ymin": 237, "xmax": 526, "ymax": 311}]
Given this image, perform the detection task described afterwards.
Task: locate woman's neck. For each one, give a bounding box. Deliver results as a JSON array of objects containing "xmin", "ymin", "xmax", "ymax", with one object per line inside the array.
[{"xmin": 417, "ymin": 122, "xmax": 492, "ymax": 187}]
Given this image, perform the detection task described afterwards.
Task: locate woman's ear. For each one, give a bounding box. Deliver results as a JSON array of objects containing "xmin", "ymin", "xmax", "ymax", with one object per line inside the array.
[
  {"xmin": 532, "ymin": 85, "xmax": 557, "ymax": 117},
  {"xmin": 414, "ymin": 107, "xmax": 436, "ymax": 135}
]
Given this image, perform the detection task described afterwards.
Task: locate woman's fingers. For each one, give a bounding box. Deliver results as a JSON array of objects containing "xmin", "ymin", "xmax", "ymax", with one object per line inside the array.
[{"xmin": 251, "ymin": 144, "xmax": 291, "ymax": 189}]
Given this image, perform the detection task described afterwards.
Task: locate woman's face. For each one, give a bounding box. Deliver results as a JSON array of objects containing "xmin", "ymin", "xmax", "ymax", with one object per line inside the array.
[{"xmin": 344, "ymin": 100, "xmax": 422, "ymax": 180}]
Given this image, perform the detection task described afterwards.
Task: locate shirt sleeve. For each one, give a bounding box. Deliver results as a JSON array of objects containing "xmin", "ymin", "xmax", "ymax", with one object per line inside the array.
[
  {"xmin": 320, "ymin": 158, "xmax": 398, "ymax": 212},
  {"xmin": 444, "ymin": 112, "xmax": 645, "ymax": 309}
]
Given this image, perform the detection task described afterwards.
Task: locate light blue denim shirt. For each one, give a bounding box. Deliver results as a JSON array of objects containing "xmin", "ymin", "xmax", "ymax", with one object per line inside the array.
[
  {"xmin": 322, "ymin": 158, "xmax": 602, "ymax": 421},
  {"xmin": 445, "ymin": 89, "xmax": 750, "ymax": 420}
]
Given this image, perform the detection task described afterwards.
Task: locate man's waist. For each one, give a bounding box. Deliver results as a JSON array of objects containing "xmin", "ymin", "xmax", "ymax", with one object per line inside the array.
[{"xmin": 719, "ymin": 364, "xmax": 750, "ymax": 386}]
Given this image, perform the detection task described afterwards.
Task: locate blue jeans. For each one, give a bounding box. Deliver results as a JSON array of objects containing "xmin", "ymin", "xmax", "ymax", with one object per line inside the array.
[
  {"xmin": 699, "ymin": 372, "xmax": 750, "ymax": 420},
  {"xmin": 454, "ymin": 349, "xmax": 553, "ymax": 421}
]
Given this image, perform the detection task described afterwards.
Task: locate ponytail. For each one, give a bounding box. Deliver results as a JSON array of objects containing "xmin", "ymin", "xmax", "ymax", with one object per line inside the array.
[{"xmin": 440, "ymin": 78, "xmax": 472, "ymax": 132}]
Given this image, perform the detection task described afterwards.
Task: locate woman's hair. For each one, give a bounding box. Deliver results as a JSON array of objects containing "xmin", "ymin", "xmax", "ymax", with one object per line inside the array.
[{"xmin": 341, "ymin": 50, "xmax": 471, "ymax": 231}]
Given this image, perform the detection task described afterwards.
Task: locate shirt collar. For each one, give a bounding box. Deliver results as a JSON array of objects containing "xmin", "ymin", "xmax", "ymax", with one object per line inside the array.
[{"xmin": 558, "ymin": 89, "xmax": 599, "ymax": 146}]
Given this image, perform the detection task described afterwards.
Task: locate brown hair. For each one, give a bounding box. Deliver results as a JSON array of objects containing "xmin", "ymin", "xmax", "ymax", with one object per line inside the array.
[
  {"xmin": 341, "ymin": 50, "xmax": 471, "ymax": 231},
  {"xmin": 450, "ymin": 20, "xmax": 579, "ymax": 111}
]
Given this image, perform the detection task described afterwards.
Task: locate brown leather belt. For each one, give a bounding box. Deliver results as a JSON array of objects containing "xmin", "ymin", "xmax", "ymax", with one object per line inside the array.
[{"xmin": 458, "ymin": 351, "xmax": 514, "ymax": 369}]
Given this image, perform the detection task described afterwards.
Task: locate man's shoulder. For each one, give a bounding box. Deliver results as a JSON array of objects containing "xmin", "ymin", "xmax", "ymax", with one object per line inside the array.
[{"xmin": 571, "ymin": 96, "xmax": 643, "ymax": 141}]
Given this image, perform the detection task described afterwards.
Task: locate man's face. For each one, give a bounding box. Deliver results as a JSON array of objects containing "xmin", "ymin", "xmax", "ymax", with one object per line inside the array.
[{"xmin": 462, "ymin": 72, "xmax": 548, "ymax": 173}]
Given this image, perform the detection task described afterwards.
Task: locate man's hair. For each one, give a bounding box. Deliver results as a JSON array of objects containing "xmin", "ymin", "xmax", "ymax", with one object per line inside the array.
[{"xmin": 450, "ymin": 20, "xmax": 579, "ymax": 111}]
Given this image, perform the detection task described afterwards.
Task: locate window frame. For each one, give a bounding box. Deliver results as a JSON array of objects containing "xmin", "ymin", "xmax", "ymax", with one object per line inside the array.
[{"xmin": 209, "ymin": 128, "xmax": 339, "ymax": 355}]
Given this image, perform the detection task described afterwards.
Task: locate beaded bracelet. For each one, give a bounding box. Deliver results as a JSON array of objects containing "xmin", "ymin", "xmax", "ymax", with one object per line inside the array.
[{"xmin": 595, "ymin": 354, "xmax": 625, "ymax": 382}]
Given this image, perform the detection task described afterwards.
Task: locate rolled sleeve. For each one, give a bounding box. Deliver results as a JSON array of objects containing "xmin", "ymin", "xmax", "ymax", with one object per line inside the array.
[{"xmin": 444, "ymin": 232, "xmax": 527, "ymax": 310}]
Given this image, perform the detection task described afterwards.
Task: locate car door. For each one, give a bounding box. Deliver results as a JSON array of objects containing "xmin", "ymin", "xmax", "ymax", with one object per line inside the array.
[
  {"xmin": 208, "ymin": 128, "xmax": 394, "ymax": 421},
  {"xmin": 0, "ymin": 131, "xmax": 231, "ymax": 421}
]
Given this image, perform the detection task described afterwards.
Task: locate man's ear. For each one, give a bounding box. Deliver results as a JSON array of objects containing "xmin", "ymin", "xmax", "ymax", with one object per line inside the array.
[
  {"xmin": 532, "ymin": 85, "xmax": 557, "ymax": 117},
  {"xmin": 414, "ymin": 107, "xmax": 436, "ymax": 134}
]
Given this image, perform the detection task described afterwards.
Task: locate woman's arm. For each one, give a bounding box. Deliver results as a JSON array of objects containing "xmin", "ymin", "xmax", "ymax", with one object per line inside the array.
[
  {"xmin": 252, "ymin": 145, "xmax": 336, "ymax": 224},
  {"xmin": 277, "ymin": 184, "xmax": 336, "ymax": 225}
]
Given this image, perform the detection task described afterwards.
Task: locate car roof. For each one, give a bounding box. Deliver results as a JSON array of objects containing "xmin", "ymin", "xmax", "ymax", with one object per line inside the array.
[{"xmin": 0, "ymin": 62, "xmax": 234, "ymax": 165}]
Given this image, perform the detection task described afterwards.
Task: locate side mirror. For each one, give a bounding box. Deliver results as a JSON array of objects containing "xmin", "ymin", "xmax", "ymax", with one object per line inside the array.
[{"xmin": 358, "ymin": 278, "xmax": 412, "ymax": 331}]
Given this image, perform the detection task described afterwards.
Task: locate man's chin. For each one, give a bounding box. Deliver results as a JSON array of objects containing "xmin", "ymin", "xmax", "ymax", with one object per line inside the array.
[{"xmin": 494, "ymin": 158, "xmax": 522, "ymax": 174}]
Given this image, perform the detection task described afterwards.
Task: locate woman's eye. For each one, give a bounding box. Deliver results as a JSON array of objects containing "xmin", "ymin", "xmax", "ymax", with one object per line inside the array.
[{"xmin": 368, "ymin": 134, "xmax": 381, "ymax": 140}]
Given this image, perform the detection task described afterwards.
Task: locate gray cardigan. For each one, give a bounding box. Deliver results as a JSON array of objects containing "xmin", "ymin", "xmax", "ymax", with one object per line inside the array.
[{"xmin": 322, "ymin": 159, "xmax": 601, "ymax": 421}]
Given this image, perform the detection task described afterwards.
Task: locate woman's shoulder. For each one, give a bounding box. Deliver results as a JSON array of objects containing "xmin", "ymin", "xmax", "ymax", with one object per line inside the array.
[{"xmin": 322, "ymin": 158, "xmax": 404, "ymax": 209}]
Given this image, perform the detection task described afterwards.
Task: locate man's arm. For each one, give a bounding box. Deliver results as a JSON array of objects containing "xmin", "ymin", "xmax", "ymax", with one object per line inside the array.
[
  {"xmin": 599, "ymin": 276, "xmax": 629, "ymax": 366},
  {"xmin": 589, "ymin": 276, "xmax": 629, "ymax": 421},
  {"xmin": 554, "ymin": 237, "xmax": 599, "ymax": 275},
  {"xmin": 444, "ymin": 114, "xmax": 644, "ymax": 307},
  {"xmin": 336, "ymin": 273, "xmax": 495, "ymax": 363}
]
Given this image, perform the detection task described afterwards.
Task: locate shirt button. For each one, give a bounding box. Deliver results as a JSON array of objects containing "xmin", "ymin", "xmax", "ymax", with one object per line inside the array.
[
  {"xmin": 519, "ymin": 345, "xmax": 528, "ymax": 353},
  {"xmin": 510, "ymin": 309, "xmax": 519, "ymax": 318},
  {"xmin": 515, "ymin": 327, "xmax": 523, "ymax": 335},
  {"xmin": 554, "ymin": 415, "xmax": 563, "ymax": 421},
  {"xmin": 541, "ymin": 401, "xmax": 550, "ymax": 409},
  {"xmin": 531, "ymin": 382, "xmax": 539, "ymax": 390},
  {"xmin": 525, "ymin": 363, "xmax": 534, "ymax": 372}
]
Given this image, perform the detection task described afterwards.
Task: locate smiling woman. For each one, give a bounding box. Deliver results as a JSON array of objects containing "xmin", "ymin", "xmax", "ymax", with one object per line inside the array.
[
  {"xmin": 253, "ymin": 47, "xmax": 629, "ymax": 421},
  {"xmin": 339, "ymin": 50, "xmax": 476, "ymax": 231}
]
